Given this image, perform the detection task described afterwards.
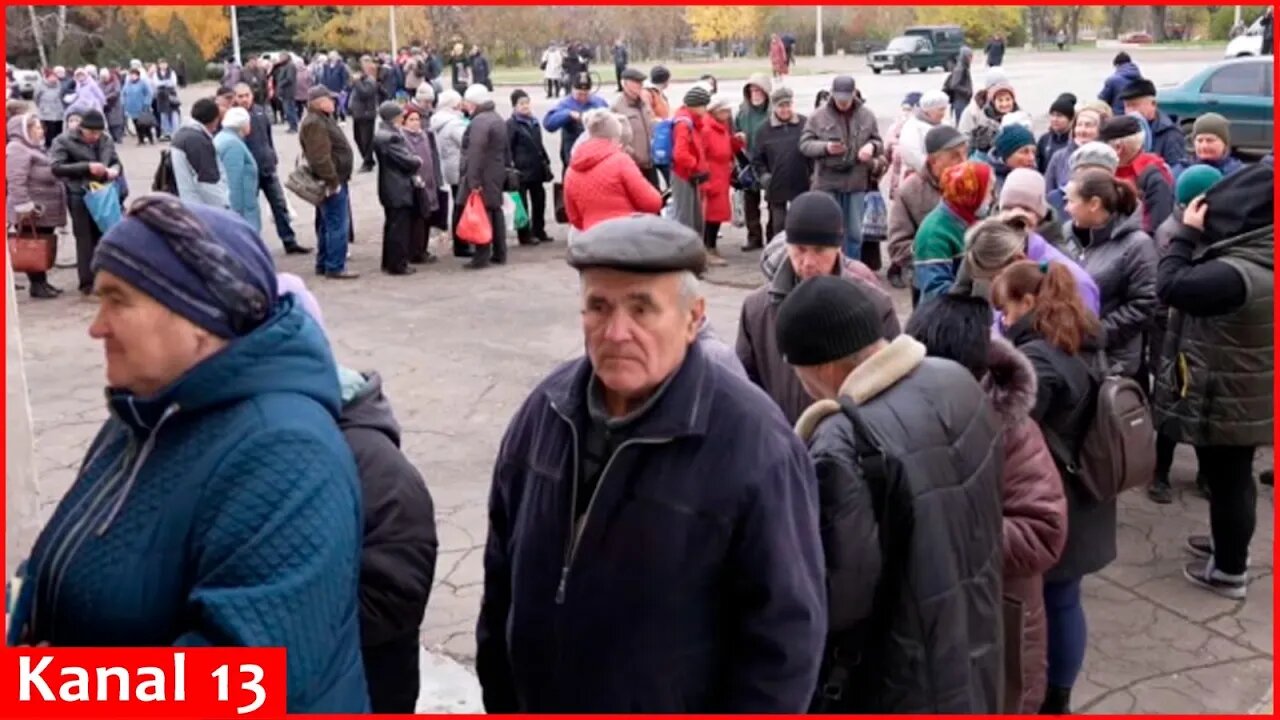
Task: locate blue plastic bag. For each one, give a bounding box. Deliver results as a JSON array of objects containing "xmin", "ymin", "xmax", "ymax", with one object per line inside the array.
[
  {"xmin": 861, "ymin": 190, "xmax": 888, "ymax": 243},
  {"xmin": 84, "ymin": 181, "xmax": 123, "ymax": 233}
]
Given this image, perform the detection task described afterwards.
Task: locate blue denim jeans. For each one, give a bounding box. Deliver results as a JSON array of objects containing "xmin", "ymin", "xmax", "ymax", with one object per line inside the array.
[
  {"xmin": 283, "ymin": 97, "xmax": 299, "ymax": 132},
  {"xmin": 315, "ymin": 184, "xmax": 350, "ymax": 273},
  {"xmin": 1044, "ymin": 577, "xmax": 1087, "ymax": 689},
  {"xmin": 828, "ymin": 190, "xmax": 865, "ymax": 261},
  {"xmin": 160, "ymin": 110, "xmax": 180, "ymax": 136}
]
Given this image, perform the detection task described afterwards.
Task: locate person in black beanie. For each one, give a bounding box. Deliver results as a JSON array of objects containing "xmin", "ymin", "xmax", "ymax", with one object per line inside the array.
[
  {"xmin": 1037, "ymin": 93, "xmax": 1076, "ymax": 172},
  {"xmin": 1098, "ymin": 51, "xmax": 1141, "ymax": 115},
  {"xmin": 49, "ymin": 107, "xmax": 123, "ymax": 295},
  {"xmin": 736, "ymin": 191, "xmax": 900, "ymax": 424},
  {"xmin": 777, "ymin": 274, "xmax": 1003, "ymax": 714},
  {"xmin": 1119, "ymin": 76, "xmax": 1186, "ymax": 168},
  {"xmin": 507, "ymin": 87, "xmax": 553, "ymax": 244},
  {"xmin": 170, "ymin": 98, "xmax": 230, "ymax": 210}
]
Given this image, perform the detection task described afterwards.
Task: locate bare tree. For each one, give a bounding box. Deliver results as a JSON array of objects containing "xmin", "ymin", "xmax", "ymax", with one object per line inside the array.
[
  {"xmin": 1106, "ymin": 7, "xmax": 1127, "ymax": 39},
  {"xmin": 27, "ymin": 6, "xmax": 48, "ymax": 68},
  {"xmin": 1150, "ymin": 6, "xmax": 1170, "ymax": 42},
  {"xmin": 56, "ymin": 5, "xmax": 67, "ymax": 47}
]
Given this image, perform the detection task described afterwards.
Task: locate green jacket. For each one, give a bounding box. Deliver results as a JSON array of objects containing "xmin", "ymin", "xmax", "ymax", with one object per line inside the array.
[
  {"xmin": 735, "ymin": 73, "xmax": 772, "ymax": 154},
  {"xmin": 1154, "ymin": 225, "xmax": 1274, "ymax": 447},
  {"xmin": 912, "ymin": 203, "xmax": 969, "ymax": 300}
]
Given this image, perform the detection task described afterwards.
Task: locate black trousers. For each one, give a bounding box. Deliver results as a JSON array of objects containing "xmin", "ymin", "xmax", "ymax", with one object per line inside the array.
[
  {"xmin": 544, "ymin": 78, "xmax": 561, "ymax": 97},
  {"xmin": 363, "ymin": 634, "xmax": 420, "ymax": 714},
  {"xmin": 703, "ymin": 221, "xmax": 721, "ymax": 251},
  {"xmin": 69, "ymin": 195, "xmax": 103, "ymax": 293},
  {"xmin": 353, "ymin": 118, "xmax": 376, "ymax": 168},
  {"xmin": 41, "ymin": 120, "xmax": 61, "ymax": 149},
  {"xmin": 471, "ymin": 205, "xmax": 507, "ymax": 265},
  {"xmin": 767, "ymin": 200, "xmax": 789, "ymax": 241},
  {"xmin": 615, "ymin": 64, "xmax": 625, "ymax": 91},
  {"xmin": 640, "ymin": 166, "xmax": 662, "ymax": 192},
  {"xmin": 409, "ymin": 211, "xmax": 431, "ymax": 262},
  {"xmin": 1200, "ymin": 445, "xmax": 1257, "ymax": 575},
  {"xmin": 382, "ymin": 205, "xmax": 413, "ymax": 272},
  {"xmin": 515, "ymin": 182, "xmax": 547, "ymax": 243},
  {"xmin": 743, "ymin": 188, "xmax": 764, "ymax": 247}
]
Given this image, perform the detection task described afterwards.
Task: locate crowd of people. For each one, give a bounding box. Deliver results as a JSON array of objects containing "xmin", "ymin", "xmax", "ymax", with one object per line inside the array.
[{"xmin": 3, "ymin": 40, "xmax": 1274, "ymax": 717}]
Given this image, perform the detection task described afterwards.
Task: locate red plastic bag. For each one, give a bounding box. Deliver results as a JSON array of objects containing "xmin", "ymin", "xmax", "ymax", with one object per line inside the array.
[{"xmin": 457, "ymin": 190, "xmax": 492, "ymax": 246}]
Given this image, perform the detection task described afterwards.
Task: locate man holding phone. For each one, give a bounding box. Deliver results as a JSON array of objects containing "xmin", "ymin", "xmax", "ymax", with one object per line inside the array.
[{"xmin": 799, "ymin": 76, "xmax": 884, "ymax": 264}]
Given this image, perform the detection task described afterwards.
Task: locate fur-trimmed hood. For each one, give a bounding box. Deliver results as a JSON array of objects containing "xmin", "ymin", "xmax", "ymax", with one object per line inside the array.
[{"xmin": 982, "ymin": 336, "xmax": 1037, "ymax": 427}]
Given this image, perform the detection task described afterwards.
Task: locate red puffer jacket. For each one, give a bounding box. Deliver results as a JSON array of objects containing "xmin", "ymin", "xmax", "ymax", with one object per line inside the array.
[
  {"xmin": 564, "ymin": 137, "xmax": 663, "ymax": 231},
  {"xmin": 698, "ymin": 116, "xmax": 743, "ymax": 224},
  {"xmin": 983, "ymin": 337, "xmax": 1068, "ymax": 714}
]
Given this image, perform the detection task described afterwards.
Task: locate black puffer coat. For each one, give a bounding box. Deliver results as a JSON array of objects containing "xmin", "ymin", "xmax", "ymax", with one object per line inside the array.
[
  {"xmin": 507, "ymin": 114, "xmax": 551, "ymax": 185},
  {"xmin": 339, "ymin": 372, "xmax": 438, "ymax": 649},
  {"xmin": 794, "ymin": 335, "xmax": 1003, "ymax": 713},
  {"xmin": 1004, "ymin": 317, "xmax": 1116, "ymax": 582},
  {"xmin": 373, "ymin": 122, "xmax": 422, "ymax": 209}
]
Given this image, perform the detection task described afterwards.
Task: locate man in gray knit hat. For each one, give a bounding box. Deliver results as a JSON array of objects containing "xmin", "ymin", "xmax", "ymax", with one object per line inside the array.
[{"xmin": 479, "ymin": 214, "xmax": 825, "ymax": 713}]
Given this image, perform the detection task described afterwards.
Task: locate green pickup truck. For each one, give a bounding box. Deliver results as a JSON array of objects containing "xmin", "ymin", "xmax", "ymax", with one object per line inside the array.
[{"xmin": 867, "ymin": 25, "xmax": 965, "ymax": 74}]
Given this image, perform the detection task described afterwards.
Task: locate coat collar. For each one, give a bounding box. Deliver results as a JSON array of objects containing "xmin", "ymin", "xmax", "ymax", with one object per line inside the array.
[
  {"xmin": 982, "ymin": 336, "xmax": 1037, "ymax": 427},
  {"xmin": 794, "ymin": 336, "xmax": 927, "ymax": 440},
  {"xmin": 544, "ymin": 341, "xmax": 715, "ymax": 440}
]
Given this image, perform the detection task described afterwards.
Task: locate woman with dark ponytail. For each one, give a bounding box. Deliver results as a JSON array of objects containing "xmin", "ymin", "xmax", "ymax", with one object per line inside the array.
[
  {"xmin": 1062, "ymin": 168, "xmax": 1157, "ymax": 381},
  {"xmin": 993, "ymin": 259, "xmax": 1113, "ymax": 715}
]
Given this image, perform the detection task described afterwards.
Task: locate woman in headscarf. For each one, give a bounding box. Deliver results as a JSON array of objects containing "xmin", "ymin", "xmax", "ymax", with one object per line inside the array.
[
  {"xmin": 428, "ymin": 89, "xmax": 469, "ymax": 258},
  {"xmin": 399, "ymin": 103, "xmax": 442, "ymax": 265},
  {"xmin": 699, "ymin": 93, "xmax": 743, "ymax": 265},
  {"xmin": 1044, "ymin": 101, "xmax": 1112, "ymax": 200},
  {"xmin": 7, "ymin": 196, "xmax": 369, "ymax": 713},
  {"xmin": 6, "ymin": 112, "xmax": 66, "ymax": 298},
  {"xmin": 214, "ymin": 106, "xmax": 261, "ymax": 232},
  {"xmin": 912, "ymin": 159, "xmax": 995, "ymax": 299},
  {"xmin": 99, "ymin": 68, "xmax": 126, "ymax": 143},
  {"xmin": 33, "ymin": 70, "xmax": 65, "ymax": 148},
  {"xmin": 64, "ymin": 68, "xmax": 105, "ymax": 120}
]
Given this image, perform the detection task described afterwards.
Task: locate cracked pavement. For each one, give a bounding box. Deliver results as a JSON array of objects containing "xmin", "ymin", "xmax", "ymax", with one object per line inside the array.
[{"xmin": 10, "ymin": 46, "xmax": 1271, "ymax": 713}]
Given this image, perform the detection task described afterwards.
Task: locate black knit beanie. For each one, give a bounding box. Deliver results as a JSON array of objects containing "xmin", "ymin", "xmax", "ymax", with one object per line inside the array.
[
  {"xmin": 784, "ymin": 192, "xmax": 844, "ymax": 247},
  {"xmin": 776, "ymin": 276, "xmax": 884, "ymax": 367},
  {"xmin": 1049, "ymin": 93, "xmax": 1077, "ymax": 120}
]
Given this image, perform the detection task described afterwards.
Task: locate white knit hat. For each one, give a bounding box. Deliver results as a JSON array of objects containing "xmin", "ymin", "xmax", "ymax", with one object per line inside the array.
[
  {"xmin": 920, "ymin": 90, "xmax": 950, "ymax": 111},
  {"xmin": 707, "ymin": 93, "xmax": 735, "ymax": 113},
  {"xmin": 463, "ymin": 84, "xmax": 491, "ymax": 105},
  {"xmin": 221, "ymin": 106, "xmax": 251, "ymax": 131},
  {"xmin": 436, "ymin": 89, "xmax": 462, "ymax": 111}
]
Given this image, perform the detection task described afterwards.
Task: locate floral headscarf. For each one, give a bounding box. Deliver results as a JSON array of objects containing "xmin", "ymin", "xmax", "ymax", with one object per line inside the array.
[{"xmin": 941, "ymin": 160, "xmax": 994, "ymax": 225}]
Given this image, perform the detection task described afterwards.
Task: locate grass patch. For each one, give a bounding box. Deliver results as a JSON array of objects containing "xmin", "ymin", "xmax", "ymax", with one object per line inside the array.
[{"xmin": 490, "ymin": 58, "xmax": 848, "ymax": 86}]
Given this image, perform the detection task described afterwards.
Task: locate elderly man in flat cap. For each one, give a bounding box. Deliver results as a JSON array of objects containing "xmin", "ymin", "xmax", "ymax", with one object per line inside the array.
[{"xmin": 477, "ymin": 215, "xmax": 826, "ymax": 713}]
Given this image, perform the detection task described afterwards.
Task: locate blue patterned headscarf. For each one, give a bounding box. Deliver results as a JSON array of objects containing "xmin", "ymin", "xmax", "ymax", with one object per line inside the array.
[{"xmin": 92, "ymin": 194, "xmax": 278, "ymax": 337}]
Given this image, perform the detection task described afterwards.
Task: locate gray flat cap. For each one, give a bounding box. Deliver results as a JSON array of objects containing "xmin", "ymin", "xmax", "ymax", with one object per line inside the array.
[{"xmin": 567, "ymin": 215, "xmax": 707, "ymax": 276}]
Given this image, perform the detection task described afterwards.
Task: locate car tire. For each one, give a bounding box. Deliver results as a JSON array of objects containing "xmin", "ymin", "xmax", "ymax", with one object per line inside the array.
[
  {"xmin": 872, "ymin": 68, "xmax": 882, "ymax": 75},
  {"xmin": 899, "ymin": 61, "xmax": 910, "ymax": 74},
  {"xmin": 919, "ymin": 66, "xmax": 928, "ymax": 73}
]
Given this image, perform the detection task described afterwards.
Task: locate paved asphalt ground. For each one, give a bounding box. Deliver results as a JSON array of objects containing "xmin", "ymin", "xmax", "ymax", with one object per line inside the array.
[{"xmin": 10, "ymin": 46, "xmax": 1273, "ymax": 713}]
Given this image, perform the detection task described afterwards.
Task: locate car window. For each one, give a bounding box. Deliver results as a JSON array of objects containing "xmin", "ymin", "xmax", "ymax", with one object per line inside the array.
[{"xmin": 1202, "ymin": 62, "xmax": 1268, "ymax": 95}]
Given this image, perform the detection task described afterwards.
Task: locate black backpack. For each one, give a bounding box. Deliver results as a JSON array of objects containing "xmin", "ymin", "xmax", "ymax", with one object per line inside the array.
[{"xmin": 152, "ymin": 149, "xmax": 178, "ymax": 195}]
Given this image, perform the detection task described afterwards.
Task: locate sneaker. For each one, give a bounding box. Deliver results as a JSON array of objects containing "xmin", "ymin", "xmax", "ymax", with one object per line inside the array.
[
  {"xmin": 1182, "ymin": 559, "xmax": 1246, "ymax": 600},
  {"xmin": 29, "ymin": 282, "xmax": 59, "ymax": 299},
  {"xmin": 325, "ymin": 270, "xmax": 360, "ymax": 280},
  {"xmin": 1186, "ymin": 535, "xmax": 1213, "ymax": 559},
  {"xmin": 887, "ymin": 265, "xmax": 907, "ymax": 289},
  {"xmin": 706, "ymin": 250, "xmax": 728, "ymax": 267},
  {"xmin": 740, "ymin": 241, "xmax": 763, "ymax": 252},
  {"xmin": 284, "ymin": 243, "xmax": 313, "ymax": 255},
  {"xmin": 1147, "ymin": 480, "xmax": 1173, "ymax": 505}
]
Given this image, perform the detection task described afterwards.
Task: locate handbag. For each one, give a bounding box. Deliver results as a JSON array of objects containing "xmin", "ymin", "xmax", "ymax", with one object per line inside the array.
[
  {"xmin": 286, "ymin": 159, "xmax": 328, "ymax": 206},
  {"xmin": 427, "ymin": 188, "xmax": 450, "ymax": 231},
  {"xmin": 456, "ymin": 190, "xmax": 492, "ymax": 245},
  {"xmin": 84, "ymin": 181, "xmax": 123, "ymax": 234},
  {"xmin": 861, "ymin": 190, "xmax": 888, "ymax": 243},
  {"xmin": 503, "ymin": 166, "xmax": 523, "ymax": 193},
  {"xmin": 7, "ymin": 218, "xmax": 57, "ymax": 274},
  {"xmin": 553, "ymin": 182, "xmax": 569, "ymax": 224}
]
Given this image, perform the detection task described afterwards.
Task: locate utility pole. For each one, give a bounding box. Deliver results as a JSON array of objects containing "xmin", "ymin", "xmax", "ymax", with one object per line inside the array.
[
  {"xmin": 389, "ymin": 5, "xmax": 398, "ymax": 57},
  {"xmin": 1235, "ymin": 5, "xmax": 1242, "ymax": 26},
  {"xmin": 815, "ymin": 6, "xmax": 824, "ymax": 58},
  {"xmin": 229, "ymin": 5, "xmax": 241, "ymax": 66}
]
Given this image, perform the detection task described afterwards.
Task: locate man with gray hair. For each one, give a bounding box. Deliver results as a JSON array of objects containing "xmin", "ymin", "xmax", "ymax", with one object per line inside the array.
[
  {"xmin": 1098, "ymin": 114, "xmax": 1173, "ymax": 232},
  {"xmin": 478, "ymin": 214, "xmax": 826, "ymax": 713}
]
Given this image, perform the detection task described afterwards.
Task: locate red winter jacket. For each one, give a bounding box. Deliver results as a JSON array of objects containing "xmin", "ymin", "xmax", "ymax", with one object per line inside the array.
[
  {"xmin": 564, "ymin": 137, "xmax": 663, "ymax": 231},
  {"xmin": 984, "ymin": 337, "xmax": 1068, "ymax": 714},
  {"xmin": 671, "ymin": 107, "xmax": 708, "ymax": 182},
  {"xmin": 699, "ymin": 116, "xmax": 743, "ymax": 224}
]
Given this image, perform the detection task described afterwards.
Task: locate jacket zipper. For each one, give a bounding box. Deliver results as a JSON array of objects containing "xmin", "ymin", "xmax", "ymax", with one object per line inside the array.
[
  {"xmin": 42, "ymin": 404, "xmax": 179, "ymax": 638},
  {"xmin": 548, "ymin": 402, "xmax": 673, "ymax": 605}
]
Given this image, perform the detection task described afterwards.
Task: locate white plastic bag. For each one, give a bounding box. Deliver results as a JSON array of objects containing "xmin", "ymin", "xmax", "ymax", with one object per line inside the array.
[{"xmin": 731, "ymin": 189, "xmax": 746, "ymax": 228}]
